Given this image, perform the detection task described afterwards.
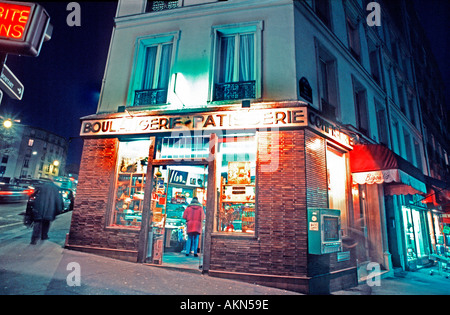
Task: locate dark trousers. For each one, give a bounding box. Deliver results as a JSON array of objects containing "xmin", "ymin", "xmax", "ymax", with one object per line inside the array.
[{"xmin": 31, "ymin": 220, "xmax": 51, "ymax": 243}]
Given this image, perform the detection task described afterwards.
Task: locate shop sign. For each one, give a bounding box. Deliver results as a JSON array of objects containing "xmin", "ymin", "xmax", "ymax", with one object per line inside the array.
[
  {"xmin": 308, "ymin": 111, "xmax": 352, "ymax": 150},
  {"xmin": 442, "ymin": 214, "xmax": 450, "ymax": 224},
  {"xmin": 169, "ymin": 170, "xmax": 188, "ymax": 185},
  {"xmin": 80, "ymin": 106, "xmax": 352, "ymax": 149},
  {"xmin": 80, "ymin": 107, "xmax": 308, "ymax": 136}
]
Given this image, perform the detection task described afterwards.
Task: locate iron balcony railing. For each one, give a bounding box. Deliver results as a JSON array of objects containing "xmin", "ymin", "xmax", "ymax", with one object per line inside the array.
[
  {"xmin": 214, "ymin": 81, "xmax": 256, "ymax": 101},
  {"xmin": 134, "ymin": 89, "xmax": 168, "ymax": 106},
  {"xmin": 146, "ymin": 1, "xmax": 178, "ymax": 12}
]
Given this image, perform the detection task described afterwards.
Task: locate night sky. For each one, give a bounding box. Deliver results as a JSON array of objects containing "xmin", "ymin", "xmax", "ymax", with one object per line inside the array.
[{"xmin": 0, "ymin": 1, "xmax": 448, "ymax": 170}]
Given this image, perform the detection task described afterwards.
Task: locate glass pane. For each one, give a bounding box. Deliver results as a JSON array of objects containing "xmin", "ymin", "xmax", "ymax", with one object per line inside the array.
[
  {"xmin": 216, "ymin": 134, "xmax": 256, "ymax": 235},
  {"xmin": 148, "ymin": 165, "xmax": 207, "ymax": 266},
  {"xmin": 402, "ymin": 207, "xmax": 417, "ymax": 261},
  {"xmin": 157, "ymin": 43, "xmax": 173, "ymax": 89},
  {"xmin": 142, "ymin": 46, "xmax": 157, "ymax": 90},
  {"xmin": 156, "ymin": 136, "xmax": 210, "ymax": 160},
  {"xmin": 111, "ymin": 140, "xmax": 151, "ymax": 228},
  {"xmin": 239, "ymin": 34, "xmax": 254, "ymax": 82},
  {"xmin": 218, "ymin": 36, "xmax": 235, "ymax": 83}
]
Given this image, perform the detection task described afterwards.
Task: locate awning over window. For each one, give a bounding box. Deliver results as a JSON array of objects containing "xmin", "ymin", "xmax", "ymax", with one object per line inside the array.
[
  {"xmin": 421, "ymin": 175, "xmax": 450, "ymax": 208},
  {"xmin": 349, "ymin": 144, "xmax": 427, "ymax": 195}
]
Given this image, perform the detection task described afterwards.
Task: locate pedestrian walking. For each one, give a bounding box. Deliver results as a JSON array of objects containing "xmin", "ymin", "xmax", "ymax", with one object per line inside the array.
[
  {"xmin": 182, "ymin": 197, "xmax": 205, "ymax": 257},
  {"xmin": 29, "ymin": 180, "xmax": 63, "ymax": 245}
]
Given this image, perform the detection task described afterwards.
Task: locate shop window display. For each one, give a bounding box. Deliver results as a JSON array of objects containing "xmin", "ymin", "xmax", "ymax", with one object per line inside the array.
[
  {"xmin": 216, "ymin": 134, "xmax": 256, "ymax": 235},
  {"xmin": 111, "ymin": 140, "xmax": 151, "ymax": 228},
  {"xmin": 326, "ymin": 146, "xmax": 348, "ymax": 232},
  {"xmin": 148, "ymin": 165, "xmax": 207, "ymax": 265}
]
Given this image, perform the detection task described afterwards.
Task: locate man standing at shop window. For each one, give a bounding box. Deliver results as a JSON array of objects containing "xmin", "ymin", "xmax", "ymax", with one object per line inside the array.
[
  {"xmin": 30, "ymin": 180, "xmax": 64, "ymax": 245},
  {"xmin": 183, "ymin": 197, "xmax": 205, "ymax": 257}
]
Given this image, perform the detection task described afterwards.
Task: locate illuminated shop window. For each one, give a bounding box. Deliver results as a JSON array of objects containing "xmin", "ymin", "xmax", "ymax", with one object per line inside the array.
[
  {"xmin": 215, "ymin": 134, "xmax": 256, "ymax": 235},
  {"xmin": 156, "ymin": 136, "xmax": 210, "ymax": 160},
  {"xmin": 326, "ymin": 146, "xmax": 348, "ymax": 233},
  {"xmin": 111, "ymin": 140, "xmax": 151, "ymax": 228}
]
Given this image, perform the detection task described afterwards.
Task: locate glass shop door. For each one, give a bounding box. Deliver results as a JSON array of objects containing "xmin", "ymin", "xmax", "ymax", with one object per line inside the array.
[{"xmin": 146, "ymin": 164, "xmax": 207, "ymax": 271}]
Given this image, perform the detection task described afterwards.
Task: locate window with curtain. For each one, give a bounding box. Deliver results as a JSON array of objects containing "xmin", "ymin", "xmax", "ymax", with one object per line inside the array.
[
  {"xmin": 134, "ymin": 42, "xmax": 173, "ymax": 106},
  {"xmin": 214, "ymin": 32, "xmax": 256, "ymax": 101}
]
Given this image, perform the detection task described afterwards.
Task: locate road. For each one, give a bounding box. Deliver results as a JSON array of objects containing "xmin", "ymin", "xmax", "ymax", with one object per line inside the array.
[{"xmin": 0, "ymin": 201, "xmax": 27, "ymax": 233}]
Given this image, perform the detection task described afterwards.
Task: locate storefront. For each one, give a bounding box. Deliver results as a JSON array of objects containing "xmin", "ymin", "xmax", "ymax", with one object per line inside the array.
[
  {"xmin": 349, "ymin": 144, "xmax": 430, "ymax": 272},
  {"xmin": 66, "ymin": 102, "xmax": 358, "ymax": 294}
]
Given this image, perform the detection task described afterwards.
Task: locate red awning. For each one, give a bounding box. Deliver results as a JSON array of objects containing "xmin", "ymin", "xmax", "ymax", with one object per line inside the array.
[{"xmin": 349, "ymin": 144, "xmax": 427, "ymax": 195}]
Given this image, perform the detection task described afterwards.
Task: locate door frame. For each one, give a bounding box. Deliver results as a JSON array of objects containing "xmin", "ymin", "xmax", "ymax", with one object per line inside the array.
[{"xmin": 137, "ymin": 134, "xmax": 218, "ymax": 274}]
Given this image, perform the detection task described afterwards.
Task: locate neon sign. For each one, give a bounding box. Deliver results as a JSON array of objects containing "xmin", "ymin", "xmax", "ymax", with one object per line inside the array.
[
  {"xmin": 0, "ymin": 2, "xmax": 31, "ymax": 40},
  {"xmin": 0, "ymin": 1, "xmax": 51, "ymax": 57}
]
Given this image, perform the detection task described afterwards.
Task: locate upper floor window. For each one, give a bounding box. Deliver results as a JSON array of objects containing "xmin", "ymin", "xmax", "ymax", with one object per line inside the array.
[
  {"xmin": 312, "ymin": 0, "xmax": 332, "ymax": 29},
  {"xmin": 352, "ymin": 77, "xmax": 369, "ymax": 137},
  {"xmin": 346, "ymin": 18, "xmax": 361, "ymax": 62},
  {"xmin": 316, "ymin": 42, "xmax": 339, "ymax": 120},
  {"xmin": 128, "ymin": 33, "xmax": 178, "ymax": 107},
  {"xmin": 211, "ymin": 22, "xmax": 262, "ymax": 102}
]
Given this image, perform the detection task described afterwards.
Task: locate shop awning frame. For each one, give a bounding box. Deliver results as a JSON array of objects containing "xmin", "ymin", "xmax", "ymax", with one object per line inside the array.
[{"xmin": 349, "ymin": 144, "xmax": 427, "ymax": 195}]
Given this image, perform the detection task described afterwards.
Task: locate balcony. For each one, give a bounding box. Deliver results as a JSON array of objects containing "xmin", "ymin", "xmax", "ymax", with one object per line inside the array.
[
  {"xmin": 146, "ymin": 1, "xmax": 178, "ymax": 13},
  {"xmin": 214, "ymin": 81, "xmax": 256, "ymax": 101},
  {"xmin": 134, "ymin": 89, "xmax": 167, "ymax": 106}
]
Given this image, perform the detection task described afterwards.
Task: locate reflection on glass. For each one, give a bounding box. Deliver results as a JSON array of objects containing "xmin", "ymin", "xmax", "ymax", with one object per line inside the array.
[
  {"xmin": 148, "ymin": 165, "xmax": 207, "ymax": 265},
  {"xmin": 216, "ymin": 134, "xmax": 256, "ymax": 235},
  {"xmin": 111, "ymin": 140, "xmax": 151, "ymax": 228}
]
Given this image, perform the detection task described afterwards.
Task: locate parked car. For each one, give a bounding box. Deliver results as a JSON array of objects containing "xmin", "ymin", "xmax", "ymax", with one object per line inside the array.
[
  {"xmin": 0, "ymin": 184, "xmax": 34, "ymax": 203},
  {"xmin": 59, "ymin": 188, "xmax": 74, "ymax": 212}
]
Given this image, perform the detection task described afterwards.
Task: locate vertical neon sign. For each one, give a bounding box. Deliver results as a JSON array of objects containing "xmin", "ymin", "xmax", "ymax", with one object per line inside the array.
[{"xmin": 0, "ymin": 2, "xmax": 31, "ymax": 40}]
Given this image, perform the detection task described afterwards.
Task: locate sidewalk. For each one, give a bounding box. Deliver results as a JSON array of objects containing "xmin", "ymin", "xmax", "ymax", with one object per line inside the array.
[
  {"xmin": 0, "ymin": 212, "xmax": 298, "ymax": 295},
  {"xmin": 1, "ymin": 211, "xmax": 449, "ymax": 295}
]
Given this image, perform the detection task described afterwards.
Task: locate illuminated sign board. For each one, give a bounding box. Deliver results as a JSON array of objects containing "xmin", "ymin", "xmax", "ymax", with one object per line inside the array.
[
  {"xmin": 0, "ymin": 1, "xmax": 50, "ymax": 57},
  {"xmin": 0, "ymin": 2, "xmax": 31, "ymax": 40},
  {"xmin": 80, "ymin": 107, "xmax": 308, "ymax": 135},
  {"xmin": 80, "ymin": 106, "xmax": 352, "ymax": 149}
]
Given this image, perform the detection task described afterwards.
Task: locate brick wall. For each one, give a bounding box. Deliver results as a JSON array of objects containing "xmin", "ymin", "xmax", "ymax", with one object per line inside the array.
[
  {"xmin": 210, "ymin": 129, "xmax": 308, "ymax": 277},
  {"xmin": 209, "ymin": 129, "xmax": 356, "ymax": 293},
  {"xmin": 67, "ymin": 138, "xmax": 140, "ymax": 261}
]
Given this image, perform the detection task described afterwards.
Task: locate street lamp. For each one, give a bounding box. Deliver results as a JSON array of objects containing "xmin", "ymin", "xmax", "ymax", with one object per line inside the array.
[
  {"xmin": 53, "ymin": 160, "xmax": 60, "ymax": 167},
  {"xmin": 3, "ymin": 119, "xmax": 12, "ymax": 128}
]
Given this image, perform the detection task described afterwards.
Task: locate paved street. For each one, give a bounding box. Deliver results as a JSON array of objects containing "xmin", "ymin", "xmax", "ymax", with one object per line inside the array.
[
  {"xmin": 0, "ymin": 201, "xmax": 28, "ymax": 234},
  {"xmin": 0, "ymin": 202, "xmax": 449, "ymax": 298}
]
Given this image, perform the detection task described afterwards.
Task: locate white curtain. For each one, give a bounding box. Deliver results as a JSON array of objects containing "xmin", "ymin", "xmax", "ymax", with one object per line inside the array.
[
  {"xmin": 219, "ymin": 36, "xmax": 235, "ymax": 83},
  {"xmin": 239, "ymin": 34, "xmax": 254, "ymax": 82},
  {"xmin": 142, "ymin": 46, "xmax": 157, "ymax": 90},
  {"xmin": 157, "ymin": 43, "xmax": 173, "ymax": 90}
]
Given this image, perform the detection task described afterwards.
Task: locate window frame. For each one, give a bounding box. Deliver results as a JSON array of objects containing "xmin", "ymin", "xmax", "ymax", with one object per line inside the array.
[
  {"xmin": 315, "ymin": 41, "xmax": 340, "ymax": 120},
  {"xmin": 127, "ymin": 31, "xmax": 179, "ymax": 107},
  {"xmin": 209, "ymin": 21, "xmax": 263, "ymax": 103}
]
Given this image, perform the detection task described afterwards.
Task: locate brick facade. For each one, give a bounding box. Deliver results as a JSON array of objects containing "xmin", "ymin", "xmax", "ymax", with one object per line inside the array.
[
  {"xmin": 67, "ymin": 138, "xmax": 141, "ymax": 261},
  {"xmin": 209, "ymin": 129, "xmax": 357, "ymax": 293},
  {"xmin": 68, "ymin": 128, "xmax": 357, "ymax": 293}
]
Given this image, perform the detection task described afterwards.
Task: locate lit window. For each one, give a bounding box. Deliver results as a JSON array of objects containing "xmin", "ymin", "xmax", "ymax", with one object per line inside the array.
[
  {"xmin": 28, "ymin": 139, "xmax": 34, "ymax": 147},
  {"xmin": 215, "ymin": 134, "xmax": 256, "ymax": 235},
  {"xmin": 326, "ymin": 146, "xmax": 348, "ymax": 233},
  {"xmin": 111, "ymin": 140, "xmax": 152, "ymax": 228}
]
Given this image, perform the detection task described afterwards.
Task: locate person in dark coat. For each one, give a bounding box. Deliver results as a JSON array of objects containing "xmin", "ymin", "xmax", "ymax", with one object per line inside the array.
[
  {"xmin": 30, "ymin": 180, "xmax": 63, "ymax": 245},
  {"xmin": 182, "ymin": 197, "xmax": 205, "ymax": 257}
]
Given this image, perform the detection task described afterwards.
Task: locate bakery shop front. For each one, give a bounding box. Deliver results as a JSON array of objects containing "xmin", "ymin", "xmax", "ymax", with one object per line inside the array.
[{"xmin": 66, "ymin": 102, "xmax": 357, "ymax": 294}]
